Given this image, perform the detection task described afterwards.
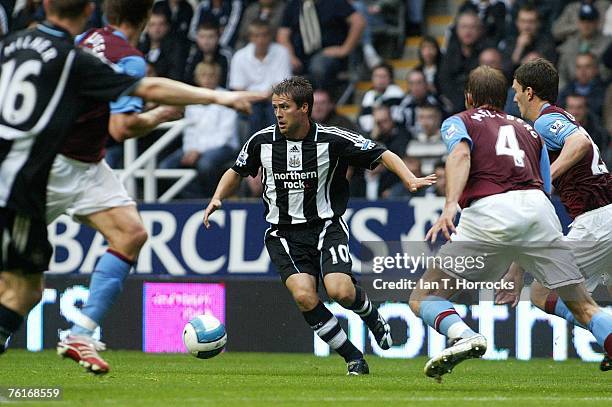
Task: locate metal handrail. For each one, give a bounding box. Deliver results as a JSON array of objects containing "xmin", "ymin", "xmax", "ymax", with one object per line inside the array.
[{"xmin": 117, "ymin": 119, "xmax": 197, "ymax": 203}]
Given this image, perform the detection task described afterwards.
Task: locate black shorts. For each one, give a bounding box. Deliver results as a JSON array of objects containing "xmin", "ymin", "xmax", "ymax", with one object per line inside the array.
[
  {"xmin": 0, "ymin": 207, "xmax": 52, "ymax": 274},
  {"xmin": 265, "ymin": 217, "xmax": 354, "ymax": 284}
]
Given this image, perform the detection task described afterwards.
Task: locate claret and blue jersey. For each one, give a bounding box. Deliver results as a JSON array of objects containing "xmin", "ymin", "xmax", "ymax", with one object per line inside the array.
[
  {"xmin": 535, "ymin": 103, "xmax": 611, "ymax": 218},
  {"xmin": 60, "ymin": 27, "xmax": 146, "ymax": 163},
  {"xmin": 533, "ymin": 103, "xmax": 579, "ymax": 152},
  {"xmin": 440, "ymin": 108, "xmax": 551, "ymax": 208}
]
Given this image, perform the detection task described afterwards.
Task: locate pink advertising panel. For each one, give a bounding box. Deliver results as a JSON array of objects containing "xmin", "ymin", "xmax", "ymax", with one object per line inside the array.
[{"xmin": 143, "ymin": 282, "xmax": 225, "ymax": 353}]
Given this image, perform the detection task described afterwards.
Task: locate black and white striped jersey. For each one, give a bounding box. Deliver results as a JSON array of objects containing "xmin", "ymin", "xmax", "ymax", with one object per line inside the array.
[
  {"xmin": 0, "ymin": 22, "xmax": 140, "ymax": 221},
  {"xmin": 232, "ymin": 122, "xmax": 387, "ymax": 225}
]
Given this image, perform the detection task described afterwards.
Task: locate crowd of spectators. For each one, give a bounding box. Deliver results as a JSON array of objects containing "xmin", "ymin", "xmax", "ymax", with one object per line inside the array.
[{"xmin": 1, "ymin": 0, "xmax": 609, "ymax": 201}]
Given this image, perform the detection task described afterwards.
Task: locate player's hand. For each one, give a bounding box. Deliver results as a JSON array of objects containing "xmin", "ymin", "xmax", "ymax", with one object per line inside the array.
[
  {"xmin": 203, "ymin": 198, "xmax": 222, "ymax": 229},
  {"xmin": 406, "ymin": 174, "xmax": 437, "ymax": 192},
  {"xmin": 495, "ymin": 263, "xmax": 525, "ymax": 307},
  {"xmin": 425, "ymin": 204, "xmax": 457, "ymax": 243},
  {"xmin": 216, "ymin": 91, "xmax": 268, "ymax": 115}
]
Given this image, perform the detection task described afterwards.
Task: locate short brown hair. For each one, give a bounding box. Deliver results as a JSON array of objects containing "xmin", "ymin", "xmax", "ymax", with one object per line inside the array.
[
  {"xmin": 272, "ymin": 76, "xmax": 314, "ymax": 117},
  {"xmin": 513, "ymin": 58, "xmax": 558, "ymax": 103},
  {"xmin": 105, "ymin": 0, "xmax": 154, "ymax": 28},
  {"xmin": 47, "ymin": 0, "xmax": 90, "ymax": 19},
  {"xmin": 465, "ymin": 65, "xmax": 508, "ymax": 109},
  {"xmin": 248, "ymin": 18, "xmax": 271, "ymax": 32}
]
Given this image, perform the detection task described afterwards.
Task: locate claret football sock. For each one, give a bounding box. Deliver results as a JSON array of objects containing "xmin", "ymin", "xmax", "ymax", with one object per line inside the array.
[
  {"xmin": 544, "ymin": 293, "xmax": 585, "ymax": 329},
  {"xmin": 303, "ymin": 301, "xmax": 363, "ymax": 362},
  {"xmin": 420, "ymin": 296, "xmax": 476, "ymax": 340},
  {"xmin": 71, "ymin": 249, "xmax": 133, "ymax": 336}
]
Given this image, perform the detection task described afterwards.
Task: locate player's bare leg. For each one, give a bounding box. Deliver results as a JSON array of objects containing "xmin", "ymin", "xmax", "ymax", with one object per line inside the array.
[
  {"xmin": 0, "ymin": 272, "xmax": 43, "ymax": 353},
  {"xmin": 57, "ymin": 205, "xmax": 147, "ymax": 374},
  {"xmin": 286, "ymin": 274, "xmax": 368, "ymax": 375},
  {"xmin": 324, "ymin": 273, "xmax": 392, "ymax": 350},
  {"xmin": 410, "ymin": 268, "xmax": 486, "ymax": 382}
]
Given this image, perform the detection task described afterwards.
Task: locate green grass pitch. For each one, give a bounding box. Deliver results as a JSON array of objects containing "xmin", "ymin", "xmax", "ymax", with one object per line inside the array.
[{"xmin": 0, "ymin": 351, "xmax": 609, "ymax": 406}]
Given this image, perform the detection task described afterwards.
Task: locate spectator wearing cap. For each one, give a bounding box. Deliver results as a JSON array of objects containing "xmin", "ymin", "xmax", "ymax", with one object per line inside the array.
[
  {"xmin": 558, "ymin": 52, "xmax": 607, "ymax": 118},
  {"xmin": 557, "ymin": 2, "xmax": 611, "ymax": 88},
  {"xmin": 552, "ymin": 0, "xmax": 610, "ymax": 43}
]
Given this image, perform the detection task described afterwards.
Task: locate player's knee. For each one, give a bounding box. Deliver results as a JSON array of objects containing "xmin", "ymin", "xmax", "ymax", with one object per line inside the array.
[
  {"xmin": 408, "ymin": 288, "xmax": 425, "ymax": 315},
  {"xmin": 327, "ymin": 286, "xmax": 354, "ymax": 306},
  {"xmin": 129, "ymin": 225, "xmax": 148, "ymax": 250},
  {"xmin": 116, "ymin": 223, "xmax": 148, "ymax": 255},
  {"xmin": 14, "ymin": 275, "xmax": 43, "ymax": 310},
  {"xmin": 292, "ymin": 289, "xmax": 318, "ymax": 311},
  {"xmin": 529, "ymin": 284, "xmax": 549, "ymax": 310}
]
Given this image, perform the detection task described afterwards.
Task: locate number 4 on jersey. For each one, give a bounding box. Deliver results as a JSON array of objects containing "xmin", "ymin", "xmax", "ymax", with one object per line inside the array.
[{"xmin": 496, "ymin": 125, "xmax": 525, "ymax": 167}]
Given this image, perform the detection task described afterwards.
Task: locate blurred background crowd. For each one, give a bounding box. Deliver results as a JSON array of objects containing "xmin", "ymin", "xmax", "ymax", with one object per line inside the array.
[{"xmin": 1, "ymin": 0, "xmax": 610, "ymax": 200}]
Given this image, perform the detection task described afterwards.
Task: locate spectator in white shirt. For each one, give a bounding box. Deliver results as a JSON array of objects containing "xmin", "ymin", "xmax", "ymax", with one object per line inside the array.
[
  {"xmin": 160, "ymin": 62, "xmax": 239, "ymax": 198},
  {"xmin": 230, "ymin": 18, "xmax": 291, "ymax": 135}
]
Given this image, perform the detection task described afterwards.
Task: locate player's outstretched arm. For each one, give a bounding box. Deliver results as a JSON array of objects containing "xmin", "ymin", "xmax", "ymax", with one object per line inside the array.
[
  {"xmin": 425, "ymin": 141, "xmax": 471, "ymax": 243},
  {"xmin": 109, "ymin": 106, "xmax": 184, "ymax": 142},
  {"xmin": 378, "ymin": 151, "xmax": 437, "ymax": 192},
  {"xmin": 549, "ymin": 131, "xmax": 592, "ymax": 180},
  {"xmin": 131, "ymin": 77, "xmax": 267, "ymax": 114},
  {"xmin": 203, "ymin": 169, "xmax": 242, "ymax": 229}
]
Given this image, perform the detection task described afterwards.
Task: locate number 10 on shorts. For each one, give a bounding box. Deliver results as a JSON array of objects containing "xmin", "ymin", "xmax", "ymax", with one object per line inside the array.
[{"xmin": 329, "ymin": 245, "xmax": 350, "ymax": 264}]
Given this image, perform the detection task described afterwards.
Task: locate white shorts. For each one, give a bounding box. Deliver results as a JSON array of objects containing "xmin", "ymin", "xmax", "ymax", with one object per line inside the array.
[
  {"xmin": 566, "ymin": 203, "xmax": 612, "ymax": 292},
  {"xmin": 438, "ymin": 190, "xmax": 584, "ymax": 290},
  {"xmin": 46, "ymin": 154, "xmax": 135, "ymax": 224}
]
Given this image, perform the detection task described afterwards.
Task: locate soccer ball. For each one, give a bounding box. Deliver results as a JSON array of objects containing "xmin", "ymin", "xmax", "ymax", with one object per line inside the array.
[{"xmin": 182, "ymin": 314, "xmax": 227, "ymax": 359}]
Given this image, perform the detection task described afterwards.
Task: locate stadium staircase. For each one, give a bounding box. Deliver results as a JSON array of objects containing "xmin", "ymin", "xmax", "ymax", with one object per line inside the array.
[{"xmin": 336, "ymin": 0, "xmax": 461, "ymax": 120}]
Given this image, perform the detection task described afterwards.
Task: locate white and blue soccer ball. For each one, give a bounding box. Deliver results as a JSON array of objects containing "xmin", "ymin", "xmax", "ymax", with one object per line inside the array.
[{"xmin": 182, "ymin": 314, "xmax": 227, "ymax": 359}]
